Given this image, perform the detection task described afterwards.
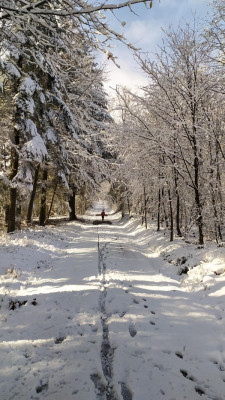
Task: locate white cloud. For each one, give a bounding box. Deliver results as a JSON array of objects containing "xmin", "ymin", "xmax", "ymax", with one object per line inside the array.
[
  {"xmin": 125, "ymin": 18, "xmax": 164, "ymax": 49},
  {"xmin": 104, "ymin": 60, "xmax": 147, "ymax": 93},
  {"xmin": 99, "ymin": 43, "xmax": 148, "ymax": 93},
  {"xmin": 100, "ymin": 0, "xmax": 211, "ymax": 94}
]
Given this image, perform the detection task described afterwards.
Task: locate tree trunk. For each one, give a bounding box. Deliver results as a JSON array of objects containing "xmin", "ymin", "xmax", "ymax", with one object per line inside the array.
[
  {"xmin": 27, "ymin": 164, "xmax": 40, "ymax": 223},
  {"xmin": 194, "ymin": 178, "xmax": 204, "ymax": 245},
  {"xmin": 168, "ymin": 187, "xmax": 173, "ymax": 242},
  {"xmin": 45, "ymin": 180, "xmax": 58, "ymax": 224},
  {"xmin": 174, "ymin": 167, "xmax": 182, "ymax": 237},
  {"xmin": 7, "ymin": 129, "xmax": 20, "ymax": 233},
  {"xmin": 193, "ymin": 133, "xmax": 204, "ymax": 245},
  {"xmin": 209, "ymin": 141, "xmax": 222, "ymax": 242},
  {"xmin": 69, "ymin": 190, "xmax": 77, "ymax": 221},
  {"xmin": 162, "ymin": 187, "xmax": 169, "ymax": 228},
  {"xmin": 39, "ymin": 168, "xmax": 48, "ymax": 226},
  {"xmin": 8, "ymin": 188, "xmax": 17, "ymax": 233},
  {"xmin": 143, "ymin": 185, "xmax": 147, "ymax": 229},
  {"xmin": 127, "ymin": 194, "xmax": 131, "ymax": 216},
  {"xmin": 157, "ymin": 188, "xmax": 161, "ymax": 231},
  {"xmin": 216, "ymin": 143, "xmax": 223, "ymax": 241}
]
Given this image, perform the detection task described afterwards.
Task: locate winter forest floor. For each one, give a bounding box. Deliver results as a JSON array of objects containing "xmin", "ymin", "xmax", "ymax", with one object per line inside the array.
[{"xmin": 1, "ymin": 203, "xmax": 225, "ymax": 400}]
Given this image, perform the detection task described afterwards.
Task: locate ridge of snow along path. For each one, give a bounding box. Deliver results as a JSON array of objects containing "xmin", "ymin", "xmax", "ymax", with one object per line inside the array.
[{"xmin": 1, "ymin": 205, "xmax": 225, "ymax": 399}]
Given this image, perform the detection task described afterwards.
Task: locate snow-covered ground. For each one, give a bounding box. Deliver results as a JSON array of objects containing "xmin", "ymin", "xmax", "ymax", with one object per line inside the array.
[{"xmin": 1, "ymin": 202, "xmax": 225, "ymax": 400}]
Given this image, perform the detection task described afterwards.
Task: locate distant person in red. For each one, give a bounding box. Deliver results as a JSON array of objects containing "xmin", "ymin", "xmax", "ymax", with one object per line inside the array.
[{"xmin": 101, "ymin": 210, "xmax": 105, "ymax": 221}]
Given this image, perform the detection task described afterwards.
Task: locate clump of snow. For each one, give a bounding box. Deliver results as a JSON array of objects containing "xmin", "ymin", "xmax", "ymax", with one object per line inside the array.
[
  {"xmin": 12, "ymin": 165, "xmax": 33, "ymax": 189},
  {"xmin": 39, "ymin": 92, "xmax": 46, "ymax": 104},
  {"xmin": 0, "ymin": 57, "xmax": 21, "ymax": 78},
  {"xmin": 0, "ymin": 79, "xmax": 3, "ymax": 92},
  {"xmin": 0, "ymin": 171, "xmax": 10, "ymax": 186},
  {"xmin": 44, "ymin": 126, "xmax": 58, "ymax": 144},
  {"xmin": 58, "ymin": 171, "xmax": 69, "ymax": 189},
  {"xmin": 25, "ymin": 119, "xmax": 38, "ymax": 138},
  {"xmin": 20, "ymin": 77, "xmax": 38, "ymax": 96},
  {"xmin": 21, "ymin": 135, "xmax": 48, "ymax": 163},
  {"xmin": 15, "ymin": 32, "xmax": 27, "ymax": 44}
]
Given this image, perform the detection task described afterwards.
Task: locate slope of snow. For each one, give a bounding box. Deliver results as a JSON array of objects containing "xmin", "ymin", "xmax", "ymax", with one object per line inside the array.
[{"xmin": 0, "ymin": 204, "xmax": 225, "ymax": 400}]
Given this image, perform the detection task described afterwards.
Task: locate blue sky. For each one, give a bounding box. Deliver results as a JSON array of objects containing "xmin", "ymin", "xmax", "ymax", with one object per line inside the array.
[{"xmin": 102, "ymin": 0, "xmax": 212, "ymax": 91}]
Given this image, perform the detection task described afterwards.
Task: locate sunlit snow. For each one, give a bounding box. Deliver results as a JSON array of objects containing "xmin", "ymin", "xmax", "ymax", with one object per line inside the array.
[{"xmin": 0, "ymin": 203, "xmax": 225, "ymax": 400}]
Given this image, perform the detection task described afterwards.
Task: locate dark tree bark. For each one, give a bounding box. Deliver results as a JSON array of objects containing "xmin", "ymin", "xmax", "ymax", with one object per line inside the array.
[
  {"xmin": 27, "ymin": 164, "xmax": 40, "ymax": 223},
  {"xmin": 127, "ymin": 194, "xmax": 131, "ymax": 216},
  {"xmin": 209, "ymin": 141, "xmax": 223, "ymax": 242},
  {"xmin": 174, "ymin": 167, "xmax": 182, "ymax": 237},
  {"xmin": 215, "ymin": 142, "xmax": 223, "ymax": 241},
  {"xmin": 162, "ymin": 187, "xmax": 169, "ymax": 228},
  {"xmin": 168, "ymin": 187, "xmax": 173, "ymax": 242},
  {"xmin": 39, "ymin": 168, "xmax": 48, "ymax": 226},
  {"xmin": 7, "ymin": 128, "xmax": 19, "ymax": 233},
  {"xmin": 45, "ymin": 179, "xmax": 58, "ymax": 224},
  {"xmin": 193, "ymin": 149, "xmax": 204, "ymax": 245},
  {"xmin": 69, "ymin": 190, "xmax": 77, "ymax": 221},
  {"xmin": 157, "ymin": 188, "xmax": 161, "ymax": 231},
  {"xmin": 143, "ymin": 185, "xmax": 147, "ymax": 229}
]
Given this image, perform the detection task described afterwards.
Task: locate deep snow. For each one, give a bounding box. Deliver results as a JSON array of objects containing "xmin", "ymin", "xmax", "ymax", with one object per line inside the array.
[{"xmin": 0, "ymin": 203, "xmax": 225, "ymax": 400}]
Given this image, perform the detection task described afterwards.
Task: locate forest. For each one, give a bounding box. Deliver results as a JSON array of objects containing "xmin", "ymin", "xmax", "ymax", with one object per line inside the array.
[{"xmin": 0, "ymin": 0, "xmax": 224, "ymax": 246}]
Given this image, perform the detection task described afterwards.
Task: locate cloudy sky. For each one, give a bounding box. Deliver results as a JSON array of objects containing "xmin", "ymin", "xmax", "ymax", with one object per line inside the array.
[{"xmin": 102, "ymin": 0, "xmax": 212, "ymax": 92}]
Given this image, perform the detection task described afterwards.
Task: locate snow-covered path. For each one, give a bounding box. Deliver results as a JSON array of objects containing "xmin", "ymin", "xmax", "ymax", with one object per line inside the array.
[{"xmin": 1, "ymin": 208, "xmax": 225, "ymax": 400}]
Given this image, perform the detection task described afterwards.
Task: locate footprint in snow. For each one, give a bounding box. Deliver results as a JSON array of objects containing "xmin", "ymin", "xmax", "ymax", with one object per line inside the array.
[
  {"xmin": 36, "ymin": 380, "xmax": 49, "ymax": 393},
  {"xmin": 55, "ymin": 336, "xmax": 66, "ymax": 344},
  {"xmin": 210, "ymin": 358, "xmax": 225, "ymax": 372},
  {"xmin": 218, "ymin": 363, "xmax": 225, "ymax": 371},
  {"xmin": 180, "ymin": 369, "xmax": 195, "ymax": 382},
  {"xmin": 90, "ymin": 373, "xmax": 105, "ymax": 395},
  {"xmin": 129, "ymin": 323, "xmax": 137, "ymax": 337},
  {"xmin": 195, "ymin": 387, "xmax": 205, "ymax": 396},
  {"xmin": 175, "ymin": 351, "xmax": 183, "ymax": 359},
  {"xmin": 120, "ymin": 311, "xmax": 126, "ymax": 318}
]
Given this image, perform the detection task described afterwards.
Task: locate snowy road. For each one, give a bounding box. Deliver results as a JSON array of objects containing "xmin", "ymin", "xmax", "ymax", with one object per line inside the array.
[{"xmin": 1, "ymin": 209, "xmax": 225, "ymax": 400}]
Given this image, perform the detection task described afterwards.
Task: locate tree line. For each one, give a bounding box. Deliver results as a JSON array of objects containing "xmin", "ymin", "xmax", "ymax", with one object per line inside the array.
[
  {"xmin": 110, "ymin": 0, "xmax": 225, "ymax": 245},
  {"xmin": 0, "ymin": 1, "xmax": 152, "ymax": 232},
  {"xmin": 1, "ymin": 0, "xmax": 224, "ymax": 247}
]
